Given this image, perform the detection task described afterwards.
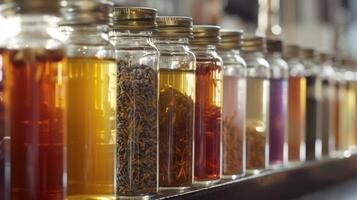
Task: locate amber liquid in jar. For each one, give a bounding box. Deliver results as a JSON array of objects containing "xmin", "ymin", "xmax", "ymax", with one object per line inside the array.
[
  {"xmin": 0, "ymin": 48, "xmax": 5, "ymax": 197},
  {"xmin": 288, "ymin": 76, "xmax": 306, "ymax": 162},
  {"xmin": 159, "ymin": 68, "xmax": 195, "ymax": 188},
  {"xmin": 194, "ymin": 59, "xmax": 223, "ymax": 183},
  {"xmin": 4, "ymin": 48, "xmax": 66, "ymax": 200},
  {"xmin": 67, "ymin": 57, "xmax": 117, "ymax": 197},
  {"xmin": 334, "ymin": 83, "xmax": 342, "ymax": 151}
]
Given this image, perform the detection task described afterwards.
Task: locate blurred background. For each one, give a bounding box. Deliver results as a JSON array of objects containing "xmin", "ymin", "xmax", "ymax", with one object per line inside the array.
[{"xmin": 114, "ymin": 0, "xmax": 356, "ymax": 58}]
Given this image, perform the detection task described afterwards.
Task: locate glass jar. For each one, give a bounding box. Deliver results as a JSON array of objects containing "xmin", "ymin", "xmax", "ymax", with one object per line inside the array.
[
  {"xmin": 332, "ymin": 58, "xmax": 348, "ymax": 153},
  {"xmin": 318, "ymin": 53, "xmax": 337, "ymax": 157},
  {"xmin": 110, "ymin": 7, "xmax": 159, "ymax": 197},
  {"xmin": 0, "ymin": 3, "xmax": 16, "ymax": 199},
  {"xmin": 217, "ymin": 30, "xmax": 246, "ymax": 179},
  {"xmin": 341, "ymin": 60, "xmax": 356, "ymax": 151},
  {"xmin": 241, "ymin": 36, "xmax": 270, "ymax": 174},
  {"xmin": 189, "ymin": 25, "xmax": 223, "ymax": 184},
  {"xmin": 265, "ymin": 39, "xmax": 288, "ymax": 167},
  {"xmin": 301, "ymin": 48, "xmax": 322, "ymax": 160},
  {"xmin": 283, "ymin": 45, "xmax": 306, "ymax": 164},
  {"xmin": 60, "ymin": 1, "xmax": 117, "ymax": 198},
  {"xmin": 353, "ymin": 63, "xmax": 357, "ymax": 148},
  {"xmin": 154, "ymin": 16, "xmax": 195, "ymax": 189},
  {"xmin": 4, "ymin": 15, "xmax": 67, "ymax": 199}
]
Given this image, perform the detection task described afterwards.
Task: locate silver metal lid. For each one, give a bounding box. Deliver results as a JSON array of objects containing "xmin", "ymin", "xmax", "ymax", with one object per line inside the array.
[
  {"xmin": 242, "ymin": 36, "xmax": 265, "ymax": 53},
  {"xmin": 111, "ymin": 7, "xmax": 158, "ymax": 31},
  {"xmin": 218, "ymin": 29, "xmax": 243, "ymax": 50},
  {"xmin": 301, "ymin": 48, "xmax": 315, "ymax": 59},
  {"xmin": 190, "ymin": 25, "xmax": 221, "ymax": 45},
  {"xmin": 284, "ymin": 45, "xmax": 300, "ymax": 59},
  {"xmin": 60, "ymin": 0, "xmax": 113, "ymax": 25},
  {"xmin": 14, "ymin": 0, "xmax": 61, "ymax": 15},
  {"xmin": 155, "ymin": 16, "xmax": 192, "ymax": 38}
]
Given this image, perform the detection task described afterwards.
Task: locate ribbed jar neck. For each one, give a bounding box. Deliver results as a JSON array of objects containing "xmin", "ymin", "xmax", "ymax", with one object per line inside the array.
[
  {"xmin": 189, "ymin": 44, "xmax": 216, "ymax": 51},
  {"xmin": 265, "ymin": 51, "xmax": 283, "ymax": 58},
  {"xmin": 154, "ymin": 37, "xmax": 189, "ymax": 45},
  {"xmin": 8, "ymin": 14, "xmax": 59, "ymax": 33},
  {"xmin": 109, "ymin": 30, "xmax": 153, "ymax": 37},
  {"xmin": 61, "ymin": 24, "xmax": 107, "ymax": 36},
  {"xmin": 218, "ymin": 48, "xmax": 241, "ymax": 55}
]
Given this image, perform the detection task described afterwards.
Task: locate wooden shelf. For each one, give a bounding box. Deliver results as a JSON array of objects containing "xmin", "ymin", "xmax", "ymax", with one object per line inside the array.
[{"xmin": 155, "ymin": 154, "xmax": 357, "ymax": 200}]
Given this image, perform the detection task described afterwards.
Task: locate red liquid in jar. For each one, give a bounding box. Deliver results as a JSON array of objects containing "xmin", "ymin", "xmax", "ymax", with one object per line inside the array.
[{"xmin": 194, "ymin": 59, "xmax": 223, "ymax": 182}]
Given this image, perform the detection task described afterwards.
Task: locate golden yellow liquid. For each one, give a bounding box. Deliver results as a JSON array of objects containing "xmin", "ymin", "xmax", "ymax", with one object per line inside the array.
[
  {"xmin": 159, "ymin": 69, "xmax": 195, "ymax": 98},
  {"xmin": 339, "ymin": 84, "xmax": 349, "ymax": 150},
  {"xmin": 67, "ymin": 57, "xmax": 117, "ymax": 198},
  {"xmin": 347, "ymin": 84, "xmax": 356, "ymax": 147},
  {"xmin": 158, "ymin": 68, "xmax": 195, "ymax": 187}
]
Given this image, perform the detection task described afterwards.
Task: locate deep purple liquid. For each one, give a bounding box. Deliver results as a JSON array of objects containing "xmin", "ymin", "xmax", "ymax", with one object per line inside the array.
[{"xmin": 269, "ymin": 79, "xmax": 288, "ymax": 165}]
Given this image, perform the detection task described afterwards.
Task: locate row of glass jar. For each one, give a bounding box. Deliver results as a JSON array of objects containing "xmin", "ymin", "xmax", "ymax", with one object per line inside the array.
[{"xmin": 0, "ymin": 2, "xmax": 357, "ymax": 200}]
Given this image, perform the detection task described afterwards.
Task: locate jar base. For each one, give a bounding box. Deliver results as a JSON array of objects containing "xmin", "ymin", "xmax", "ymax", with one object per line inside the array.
[
  {"xmin": 116, "ymin": 194, "xmax": 153, "ymax": 200},
  {"xmin": 67, "ymin": 195, "xmax": 116, "ymax": 200},
  {"xmin": 246, "ymin": 168, "xmax": 265, "ymax": 175},
  {"xmin": 159, "ymin": 186, "xmax": 191, "ymax": 192},
  {"xmin": 194, "ymin": 179, "xmax": 220, "ymax": 186},
  {"xmin": 221, "ymin": 173, "xmax": 245, "ymax": 180}
]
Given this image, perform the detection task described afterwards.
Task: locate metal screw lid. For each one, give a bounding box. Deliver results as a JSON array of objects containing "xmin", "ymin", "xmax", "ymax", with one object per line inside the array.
[
  {"xmin": 218, "ymin": 29, "xmax": 243, "ymax": 50},
  {"xmin": 59, "ymin": 0, "xmax": 112, "ymax": 26},
  {"xmin": 284, "ymin": 45, "xmax": 300, "ymax": 59},
  {"xmin": 190, "ymin": 25, "xmax": 221, "ymax": 45},
  {"xmin": 266, "ymin": 38, "xmax": 283, "ymax": 53},
  {"xmin": 241, "ymin": 36, "xmax": 265, "ymax": 53},
  {"xmin": 0, "ymin": 2, "xmax": 18, "ymax": 16},
  {"xmin": 13, "ymin": 0, "xmax": 61, "ymax": 15},
  {"xmin": 111, "ymin": 7, "xmax": 158, "ymax": 31},
  {"xmin": 301, "ymin": 48, "xmax": 315, "ymax": 59},
  {"xmin": 154, "ymin": 16, "xmax": 193, "ymax": 38},
  {"xmin": 318, "ymin": 52, "xmax": 331, "ymax": 63}
]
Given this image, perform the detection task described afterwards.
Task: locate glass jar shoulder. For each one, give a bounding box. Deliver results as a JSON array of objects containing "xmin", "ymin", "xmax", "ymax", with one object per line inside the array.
[
  {"xmin": 241, "ymin": 52, "xmax": 270, "ymax": 78},
  {"xmin": 320, "ymin": 63, "xmax": 336, "ymax": 79},
  {"xmin": 158, "ymin": 46, "xmax": 196, "ymax": 71},
  {"xmin": 266, "ymin": 55, "xmax": 288, "ymax": 79},
  {"xmin": 220, "ymin": 51, "xmax": 247, "ymax": 77},
  {"xmin": 65, "ymin": 40, "xmax": 115, "ymax": 60},
  {"xmin": 193, "ymin": 49, "xmax": 223, "ymax": 67},
  {"xmin": 286, "ymin": 59, "xmax": 305, "ymax": 76},
  {"xmin": 302, "ymin": 60, "xmax": 320, "ymax": 76}
]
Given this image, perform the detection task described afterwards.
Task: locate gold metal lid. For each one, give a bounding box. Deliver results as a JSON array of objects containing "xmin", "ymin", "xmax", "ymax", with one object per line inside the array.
[
  {"xmin": 154, "ymin": 16, "xmax": 192, "ymax": 38},
  {"xmin": 266, "ymin": 38, "xmax": 283, "ymax": 53},
  {"xmin": 318, "ymin": 52, "xmax": 331, "ymax": 63},
  {"xmin": 301, "ymin": 48, "xmax": 315, "ymax": 59},
  {"xmin": 60, "ymin": 0, "xmax": 112, "ymax": 25},
  {"xmin": 190, "ymin": 25, "xmax": 221, "ymax": 45},
  {"xmin": 284, "ymin": 45, "xmax": 300, "ymax": 59},
  {"xmin": 14, "ymin": 0, "xmax": 61, "ymax": 15},
  {"xmin": 218, "ymin": 29, "xmax": 243, "ymax": 50},
  {"xmin": 0, "ymin": 2, "xmax": 18, "ymax": 16},
  {"xmin": 111, "ymin": 7, "xmax": 157, "ymax": 31},
  {"xmin": 241, "ymin": 36, "xmax": 265, "ymax": 53}
]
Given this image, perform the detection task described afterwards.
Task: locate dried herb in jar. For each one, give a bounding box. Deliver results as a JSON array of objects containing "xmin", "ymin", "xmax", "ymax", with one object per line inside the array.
[
  {"xmin": 246, "ymin": 121, "xmax": 266, "ymax": 169},
  {"xmin": 159, "ymin": 86, "xmax": 194, "ymax": 187},
  {"xmin": 222, "ymin": 115, "xmax": 243, "ymax": 175},
  {"xmin": 116, "ymin": 60, "xmax": 158, "ymax": 195}
]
